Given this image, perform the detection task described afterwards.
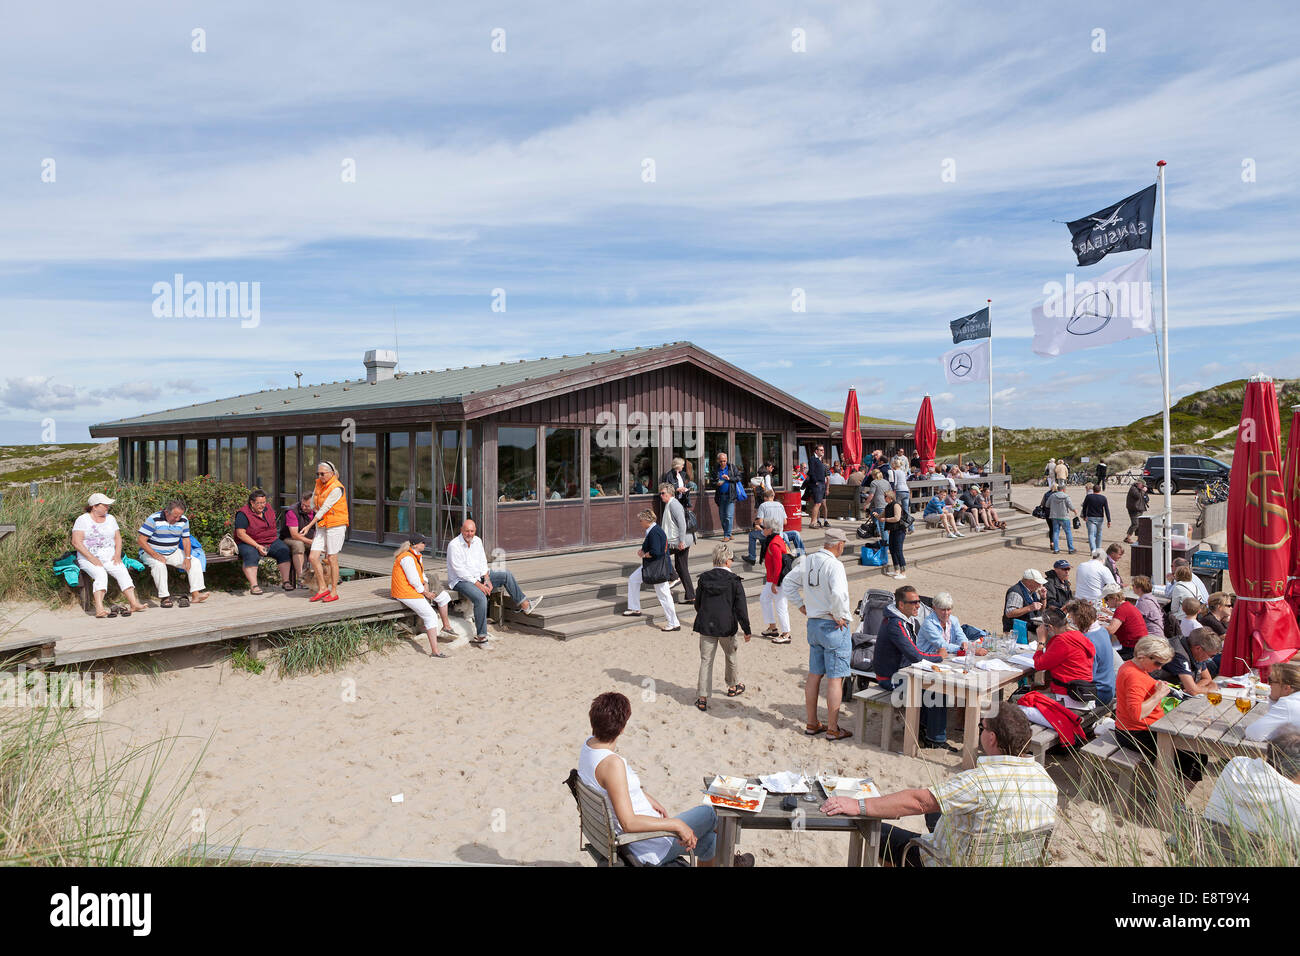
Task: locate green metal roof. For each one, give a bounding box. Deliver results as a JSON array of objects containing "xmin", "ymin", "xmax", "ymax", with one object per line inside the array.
[{"xmin": 93, "ymin": 345, "xmax": 665, "ymax": 430}]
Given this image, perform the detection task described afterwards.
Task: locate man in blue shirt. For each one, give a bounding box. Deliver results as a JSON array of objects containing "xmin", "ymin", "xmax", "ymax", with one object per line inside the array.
[{"xmin": 137, "ymin": 498, "xmax": 208, "ymax": 607}]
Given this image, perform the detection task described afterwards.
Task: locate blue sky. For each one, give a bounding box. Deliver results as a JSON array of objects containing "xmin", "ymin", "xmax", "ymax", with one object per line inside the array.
[{"xmin": 3, "ymin": 1, "xmax": 1298, "ymax": 443}]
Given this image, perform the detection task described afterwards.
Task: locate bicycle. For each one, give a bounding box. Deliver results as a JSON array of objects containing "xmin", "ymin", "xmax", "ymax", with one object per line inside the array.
[
  {"xmin": 1066, "ymin": 470, "xmax": 1091, "ymax": 486},
  {"xmin": 1194, "ymin": 478, "xmax": 1230, "ymax": 529}
]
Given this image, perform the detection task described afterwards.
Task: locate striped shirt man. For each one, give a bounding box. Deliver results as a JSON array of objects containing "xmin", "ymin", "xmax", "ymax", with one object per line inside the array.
[
  {"xmin": 921, "ymin": 756, "xmax": 1057, "ymax": 864},
  {"xmin": 137, "ymin": 510, "xmax": 192, "ymax": 556}
]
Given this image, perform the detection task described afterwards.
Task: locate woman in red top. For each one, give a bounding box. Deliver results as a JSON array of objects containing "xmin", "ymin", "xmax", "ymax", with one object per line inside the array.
[
  {"xmin": 1114, "ymin": 635, "xmax": 1205, "ymax": 781},
  {"xmin": 759, "ymin": 517, "xmax": 791, "ymax": 644},
  {"xmin": 1101, "ymin": 585, "xmax": 1147, "ymax": 659},
  {"xmin": 1031, "ymin": 608, "xmax": 1096, "ymax": 699}
]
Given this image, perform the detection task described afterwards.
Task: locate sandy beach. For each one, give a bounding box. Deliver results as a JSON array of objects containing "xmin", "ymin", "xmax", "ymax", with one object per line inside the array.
[{"xmin": 56, "ymin": 484, "xmax": 1205, "ymax": 865}]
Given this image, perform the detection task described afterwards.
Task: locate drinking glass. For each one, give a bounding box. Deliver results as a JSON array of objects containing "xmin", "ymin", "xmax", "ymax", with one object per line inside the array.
[
  {"xmin": 1206, "ymin": 691, "xmax": 1222, "ymax": 706},
  {"xmin": 800, "ymin": 766, "xmax": 818, "ymax": 802},
  {"xmin": 1235, "ymin": 696, "xmax": 1253, "ymax": 714}
]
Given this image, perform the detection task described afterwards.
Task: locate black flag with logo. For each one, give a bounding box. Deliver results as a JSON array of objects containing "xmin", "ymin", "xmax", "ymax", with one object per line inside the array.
[
  {"xmin": 1066, "ymin": 183, "xmax": 1156, "ymax": 266},
  {"xmin": 949, "ymin": 307, "xmax": 990, "ymax": 344}
]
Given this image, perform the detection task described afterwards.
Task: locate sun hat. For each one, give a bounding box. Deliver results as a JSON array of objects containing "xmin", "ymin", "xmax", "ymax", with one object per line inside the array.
[
  {"xmin": 1023, "ymin": 568, "xmax": 1047, "ymax": 584},
  {"xmin": 87, "ymin": 493, "xmax": 115, "ymax": 507}
]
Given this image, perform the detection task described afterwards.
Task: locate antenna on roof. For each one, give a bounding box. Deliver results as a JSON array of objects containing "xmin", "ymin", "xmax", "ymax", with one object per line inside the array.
[{"xmin": 294, "ymin": 372, "xmax": 303, "ymax": 388}]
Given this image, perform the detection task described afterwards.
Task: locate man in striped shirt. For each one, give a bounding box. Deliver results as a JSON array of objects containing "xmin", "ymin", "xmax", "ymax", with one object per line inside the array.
[
  {"xmin": 821, "ymin": 704, "xmax": 1057, "ymax": 865},
  {"xmin": 137, "ymin": 499, "xmax": 208, "ymax": 607}
]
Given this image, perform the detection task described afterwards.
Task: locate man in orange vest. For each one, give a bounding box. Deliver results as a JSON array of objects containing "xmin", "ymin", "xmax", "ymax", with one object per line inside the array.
[
  {"xmin": 391, "ymin": 533, "xmax": 456, "ymax": 658},
  {"xmin": 301, "ymin": 460, "xmax": 349, "ymax": 603}
]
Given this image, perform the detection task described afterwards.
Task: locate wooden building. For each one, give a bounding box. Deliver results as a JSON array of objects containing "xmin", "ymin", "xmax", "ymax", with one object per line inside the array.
[{"xmin": 91, "ymin": 342, "xmax": 905, "ymax": 557}]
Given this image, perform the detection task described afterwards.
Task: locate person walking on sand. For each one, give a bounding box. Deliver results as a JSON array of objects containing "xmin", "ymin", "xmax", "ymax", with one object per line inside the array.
[
  {"xmin": 782, "ymin": 528, "xmax": 854, "ymax": 741},
  {"xmin": 302, "ymin": 460, "xmax": 349, "ymax": 603},
  {"xmin": 691, "ymin": 544, "xmax": 752, "ymax": 711},
  {"xmin": 1125, "ymin": 480, "xmax": 1149, "ymax": 543}
]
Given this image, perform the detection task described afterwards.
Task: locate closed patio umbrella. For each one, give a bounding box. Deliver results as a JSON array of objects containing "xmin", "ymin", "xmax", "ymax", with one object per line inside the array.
[
  {"xmin": 1222, "ymin": 376, "xmax": 1300, "ymax": 678},
  {"xmin": 1284, "ymin": 405, "xmax": 1300, "ymax": 619},
  {"xmin": 915, "ymin": 395, "xmax": 937, "ymax": 475},
  {"xmin": 841, "ymin": 389, "xmax": 862, "ymax": 470}
]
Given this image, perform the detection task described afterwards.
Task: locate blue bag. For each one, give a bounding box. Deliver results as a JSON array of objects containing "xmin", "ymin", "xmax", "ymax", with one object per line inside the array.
[{"xmin": 860, "ymin": 544, "xmax": 887, "ymax": 567}]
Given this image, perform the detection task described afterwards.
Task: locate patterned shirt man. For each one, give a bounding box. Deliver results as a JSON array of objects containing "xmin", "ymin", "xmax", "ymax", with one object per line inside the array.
[
  {"xmin": 137, "ymin": 510, "xmax": 192, "ymax": 556},
  {"xmin": 920, "ymin": 756, "xmax": 1058, "ymax": 864}
]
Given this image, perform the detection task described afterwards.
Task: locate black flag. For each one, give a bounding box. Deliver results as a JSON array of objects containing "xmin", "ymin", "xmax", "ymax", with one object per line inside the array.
[
  {"xmin": 950, "ymin": 307, "xmax": 990, "ymax": 344},
  {"xmin": 1066, "ymin": 184, "xmax": 1156, "ymax": 266}
]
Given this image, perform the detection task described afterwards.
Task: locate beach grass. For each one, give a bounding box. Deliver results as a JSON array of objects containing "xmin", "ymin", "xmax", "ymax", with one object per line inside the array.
[{"xmin": 271, "ymin": 620, "xmax": 402, "ymax": 678}]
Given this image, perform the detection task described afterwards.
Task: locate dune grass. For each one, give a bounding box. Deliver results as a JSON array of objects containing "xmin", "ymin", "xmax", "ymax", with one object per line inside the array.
[{"xmin": 269, "ymin": 620, "xmax": 402, "ymax": 678}]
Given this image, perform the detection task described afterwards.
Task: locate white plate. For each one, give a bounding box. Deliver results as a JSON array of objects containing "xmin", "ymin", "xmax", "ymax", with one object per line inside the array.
[{"xmin": 817, "ymin": 776, "xmax": 881, "ymax": 800}]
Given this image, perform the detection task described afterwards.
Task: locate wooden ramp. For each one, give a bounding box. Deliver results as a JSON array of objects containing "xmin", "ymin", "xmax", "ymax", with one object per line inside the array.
[{"xmin": 1, "ymin": 582, "xmax": 418, "ymax": 666}]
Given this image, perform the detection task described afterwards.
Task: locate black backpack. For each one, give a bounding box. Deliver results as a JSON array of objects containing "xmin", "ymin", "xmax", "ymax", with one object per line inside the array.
[{"xmin": 759, "ymin": 533, "xmax": 796, "ymax": 584}]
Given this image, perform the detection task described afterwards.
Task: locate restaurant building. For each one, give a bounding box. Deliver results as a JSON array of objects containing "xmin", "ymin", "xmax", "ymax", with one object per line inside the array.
[{"xmin": 91, "ymin": 342, "xmax": 910, "ymax": 556}]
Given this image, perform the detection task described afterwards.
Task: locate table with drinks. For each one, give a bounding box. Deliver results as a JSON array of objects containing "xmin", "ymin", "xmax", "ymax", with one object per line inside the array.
[
  {"xmin": 702, "ymin": 773, "xmax": 883, "ymax": 867},
  {"xmin": 1149, "ymin": 679, "xmax": 1271, "ymax": 807},
  {"xmin": 897, "ymin": 635, "xmax": 1037, "ymax": 770}
]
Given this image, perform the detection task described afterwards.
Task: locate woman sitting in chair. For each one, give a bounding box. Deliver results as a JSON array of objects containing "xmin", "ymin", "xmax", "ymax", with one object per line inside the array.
[{"xmin": 577, "ymin": 692, "xmax": 752, "ymax": 866}]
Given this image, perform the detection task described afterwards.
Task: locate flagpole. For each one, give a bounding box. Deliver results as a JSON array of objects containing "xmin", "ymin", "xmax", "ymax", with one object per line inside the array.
[
  {"xmin": 987, "ymin": 299, "xmax": 994, "ymax": 471},
  {"xmin": 1157, "ymin": 160, "xmax": 1173, "ymax": 576}
]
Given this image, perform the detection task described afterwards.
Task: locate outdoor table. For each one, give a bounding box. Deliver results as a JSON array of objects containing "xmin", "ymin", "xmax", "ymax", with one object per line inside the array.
[
  {"xmin": 1149, "ymin": 694, "xmax": 1270, "ymax": 807},
  {"xmin": 703, "ymin": 775, "xmax": 881, "ymax": 867},
  {"xmin": 898, "ymin": 652, "xmax": 1034, "ymax": 770}
]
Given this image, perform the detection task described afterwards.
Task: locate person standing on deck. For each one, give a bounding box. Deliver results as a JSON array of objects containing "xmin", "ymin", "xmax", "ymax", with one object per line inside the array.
[{"xmin": 302, "ymin": 460, "xmax": 349, "ymax": 603}]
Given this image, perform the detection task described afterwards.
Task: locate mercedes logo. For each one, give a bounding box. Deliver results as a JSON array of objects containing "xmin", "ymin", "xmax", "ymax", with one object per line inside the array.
[
  {"xmin": 1067, "ymin": 291, "xmax": 1115, "ymax": 335},
  {"xmin": 949, "ymin": 352, "xmax": 973, "ymax": 377}
]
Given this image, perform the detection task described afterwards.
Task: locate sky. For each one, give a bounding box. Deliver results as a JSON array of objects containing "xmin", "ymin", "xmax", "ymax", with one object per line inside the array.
[{"xmin": 3, "ymin": 1, "xmax": 1298, "ymax": 444}]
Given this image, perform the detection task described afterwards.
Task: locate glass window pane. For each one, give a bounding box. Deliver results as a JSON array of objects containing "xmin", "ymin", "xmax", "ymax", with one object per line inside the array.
[
  {"xmin": 281, "ymin": 435, "xmax": 298, "ymax": 499},
  {"xmin": 352, "ymin": 502, "xmax": 376, "ymax": 534},
  {"xmin": 163, "ymin": 439, "xmax": 178, "ymax": 480},
  {"xmin": 183, "ymin": 439, "xmax": 198, "ymax": 479},
  {"xmin": 762, "ymin": 434, "xmax": 783, "ymax": 488},
  {"xmin": 253, "ymin": 436, "xmax": 274, "ymax": 491},
  {"xmin": 497, "ymin": 427, "xmax": 537, "ymax": 503},
  {"xmin": 414, "ymin": 431, "xmax": 433, "ymax": 503},
  {"xmin": 544, "ymin": 427, "xmax": 580, "ymax": 500},
  {"xmin": 703, "ymin": 431, "xmax": 729, "ymax": 487},
  {"xmin": 217, "ymin": 438, "xmax": 231, "ymax": 480},
  {"xmin": 589, "ymin": 429, "xmax": 621, "ymax": 497},
  {"xmin": 385, "ymin": 505, "xmax": 415, "ymax": 536},
  {"xmin": 231, "ymin": 437, "xmax": 248, "ymax": 487},
  {"xmin": 733, "ymin": 434, "xmax": 757, "ymax": 486},
  {"xmin": 629, "ymin": 441, "xmax": 653, "ymax": 495},
  {"xmin": 353, "ymin": 432, "xmax": 378, "ymax": 500},
  {"xmin": 385, "ymin": 433, "xmax": 412, "ymax": 501},
  {"xmin": 140, "ymin": 441, "xmax": 153, "ymax": 483}
]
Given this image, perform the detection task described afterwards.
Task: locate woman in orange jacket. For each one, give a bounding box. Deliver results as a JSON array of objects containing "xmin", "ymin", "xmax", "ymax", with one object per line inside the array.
[{"xmin": 301, "ymin": 460, "xmax": 349, "ymax": 603}]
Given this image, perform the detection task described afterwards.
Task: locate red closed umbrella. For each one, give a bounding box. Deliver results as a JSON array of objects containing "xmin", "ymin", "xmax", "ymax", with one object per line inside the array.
[
  {"xmin": 841, "ymin": 389, "xmax": 862, "ymax": 470},
  {"xmin": 1222, "ymin": 377, "xmax": 1300, "ymax": 678},
  {"xmin": 915, "ymin": 395, "xmax": 937, "ymax": 475},
  {"xmin": 1284, "ymin": 405, "xmax": 1300, "ymax": 618}
]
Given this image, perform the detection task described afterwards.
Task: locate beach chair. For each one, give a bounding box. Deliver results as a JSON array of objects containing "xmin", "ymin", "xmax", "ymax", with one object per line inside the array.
[
  {"xmin": 905, "ymin": 822, "xmax": 1054, "ymax": 867},
  {"xmin": 563, "ymin": 770, "xmax": 689, "ymax": 867}
]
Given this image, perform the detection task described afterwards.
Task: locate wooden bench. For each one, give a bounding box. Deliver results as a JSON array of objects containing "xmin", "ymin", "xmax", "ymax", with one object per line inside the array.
[
  {"xmin": 1080, "ymin": 735, "xmax": 1145, "ymax": 797},
  {"xmin": 854, "ymin": 684, "xmax": 900, "ymax": 752},
  {"xmin": 1026, "ymin": 725, "xmax": 1060, "ymax": 766},
  {"xmin": 825, "ymin": 484, "xmax": 863, "ymax": 520},
  {"xmin": 69, "ymin": 554, "xmax": 236, "ymax": 612}
]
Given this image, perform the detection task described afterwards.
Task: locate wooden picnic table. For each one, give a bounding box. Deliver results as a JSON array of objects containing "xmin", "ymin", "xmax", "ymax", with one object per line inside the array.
[
  {"xmin": 1150, "ymin": 693, "xmax": 1270, "ymax": 807},
  {"xmin": 898, "ymin": 653, "xmax": 1035, "ymax": 770},
  {"xmin": 703, "ymin": 775, "xmax": 881, "ymax": 867}
]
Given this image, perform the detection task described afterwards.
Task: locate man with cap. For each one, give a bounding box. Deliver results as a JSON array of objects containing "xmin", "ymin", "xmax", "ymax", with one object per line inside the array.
[
  {"xmin": 1045, "ymin": 559, "xmax": 1074, "ymax": 611},
  {"xmin": 390, "ymin": 533, "xmax": 459, "ymax": 658},
  {"xmin": 1002, "ymin": 568, "xmax": 1048, "ymax": 634},
  {"xmin": 782, "ymin": 527, "xmax": 853, "ymax": 740}
]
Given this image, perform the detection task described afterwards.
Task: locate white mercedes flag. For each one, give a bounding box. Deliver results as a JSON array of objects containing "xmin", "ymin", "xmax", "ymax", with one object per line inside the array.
[
  {"xmin": 941, "ymin": 340, "xmax": 990, "ymax": 384},
  {"xmin": 1032, "ymin": 252, "xmax": 1153, "ymax": 357}
]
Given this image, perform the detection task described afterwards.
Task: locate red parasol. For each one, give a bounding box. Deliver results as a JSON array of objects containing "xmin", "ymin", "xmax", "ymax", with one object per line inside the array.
[
  {"xmin": 915, "ymin": 395, "xmax": 937, "ymax": 475},
  {"xmin": 1285, "ymin": 406, "xmax": 1300, "ymax": 618},
  {"xmin": 1222, "ymin": 377, "xmax": 1300, "ymax": 678},
  {"xmin": 841, "ymin": 389, "xmax": 862, "ymax": 470}
]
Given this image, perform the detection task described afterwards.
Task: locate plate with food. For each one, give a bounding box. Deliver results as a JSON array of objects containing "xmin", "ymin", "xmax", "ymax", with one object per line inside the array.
[
  {"xmin": 705, "ymin": 783, "xmax": 766, "ymax": 813},
  {"xmin": 817, "ymin": 776, "xmax": 881, "ymax": 800}
]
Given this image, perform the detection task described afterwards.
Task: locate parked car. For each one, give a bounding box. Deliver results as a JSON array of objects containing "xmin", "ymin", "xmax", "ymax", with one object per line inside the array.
[{"xmin": 1141, "ymin": 454, "xmax": 1230, "ymax": 495}]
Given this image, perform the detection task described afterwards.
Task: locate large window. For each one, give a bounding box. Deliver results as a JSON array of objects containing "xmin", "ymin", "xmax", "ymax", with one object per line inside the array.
[
  {"xmin": 544, "ymin": 427, "xmax": 581, "ymax": 500},
  {"xmin": 183, "ymin": 439, "xmax": 198, "ymax": 480},
  {"xmin": 162, "ymin": 439, "xmax": 178, "ymax": 480},
  {"xmin": 762, "ymin": 434, "xmax": 783, "ymax": 488},
  {"xmin": 703, "ymin": 431, "xmax": 729, "ymax": 487},
  {"xmin": 439, "ymin": 426, "xmax": 474, "ymax": 544},
  {"xmin": 253, "ymin": 436, "xmax": 274, "ymax": 491},
  {"xmin": 318, "ymin": 433, "xmax": 342, "ymax": 486},
  {"xmin": 590, "ymin": 430, "xmax": 621, "ymax": 497},
  {"xmin": 733, "ymin": 433, "xmax": 757, "ymax": 486},
  {"xmin": 352, "ymin": 432, "xmax": 379, "ymax": 534},
  {"xmin": 385, "ymin": 433, "xmax": 413, "ymax": 534},
  {"xmin": 414, "ymin": 431, "xmax": 433, "ymax": 504},
  {"xmin": 628, "ymin": 434, "xmax": 653, "ymax": 496},
  {"xmin": 230, "ymin": 437, "xmax": 248, "ymax": 487},
  {"xmin": 498, "ymin": 427, "xmax": 537, "ymax": 503},
  {"xmin": 280, "ymin": 435, "xmax": 299, "ymax": 505}
]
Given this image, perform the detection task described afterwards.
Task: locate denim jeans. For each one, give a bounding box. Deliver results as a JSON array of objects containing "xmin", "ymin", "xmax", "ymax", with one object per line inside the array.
[
  {"xmin": 1086, "ymin": 516, "xmax": 1104, "ymax": 551},
  {"xmin": 452, "ymin": 569, "xmax": 526, "ymax": 637},
  {"xmin": 719, "ymin": 499, "xmax": 736, "ymax": 537},
  {"xmin": 1050, "ymin": 518, "xmax": 1075, "ymax": 553},
  {"xmin": 657, "ymin": 804, "xmax": 719, "ymax": 864}
]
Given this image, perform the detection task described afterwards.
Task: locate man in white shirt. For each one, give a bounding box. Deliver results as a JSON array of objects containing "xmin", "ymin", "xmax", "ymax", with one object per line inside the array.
[
  {"xmin": 1205, "ymin": 726, "xmax": 1300, "ymax": 844},
  {"xmin": 782, "ymin": 528, "xmax": 853, "ymax": 740},
  {"xmin": 446, "ymin": 519, "xmax": 543, "ymax": 643},
  {"xmin": 1075, "ymin": 549, "xmax": 1113, "ymax": 606}
]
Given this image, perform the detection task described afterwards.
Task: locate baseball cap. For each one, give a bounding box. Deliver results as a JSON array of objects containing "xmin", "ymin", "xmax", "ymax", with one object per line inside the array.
[
  {"xmin": 1101, "ymin": 583, "xmax": 1124, "ymax": 599},
  {"xmin": 405, "ymin": 532, "xmax": 428, "ymax": 547},
  {"xmin": 1023, "ymin": 568, "xmax": 1047, "ymax": 584},
  {"xmin": 1052, "ymin": 559, "xmax": 1071, "ymax": 570},
  {"xmin": 87, "ymin": 493, "xmax": 115, "ymax": 507},
  {"xmin": 823, "ymin": 528, "xmax": 847, "ymax": 543}
]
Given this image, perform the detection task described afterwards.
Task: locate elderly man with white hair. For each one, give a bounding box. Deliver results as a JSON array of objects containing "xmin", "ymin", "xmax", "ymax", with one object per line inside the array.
[
  {"xmin": 917, "ymin": 592, "xmax": 989, "ymax": 657},
  {"xmin": 1075, "ymin": 548, "xmax": 1114, "ymax": 609}
]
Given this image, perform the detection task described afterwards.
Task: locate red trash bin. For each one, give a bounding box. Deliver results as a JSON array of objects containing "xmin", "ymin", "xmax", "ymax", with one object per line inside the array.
[{"xmin": 781, "ymin": 491, "xmax": 803, "ymax": 533}]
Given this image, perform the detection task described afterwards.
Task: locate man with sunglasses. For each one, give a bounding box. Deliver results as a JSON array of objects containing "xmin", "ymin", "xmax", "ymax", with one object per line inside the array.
[
  {"xmin": 821, "ymin": 704, "xmax": 1056, "ymax": 865},
  {"xmin": 872, "ymin": 585, "xmax": 953, "ymax": 750}
]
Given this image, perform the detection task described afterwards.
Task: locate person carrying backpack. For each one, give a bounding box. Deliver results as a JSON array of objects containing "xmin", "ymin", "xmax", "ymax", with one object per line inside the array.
[{"xmin": 760, "ymin": 516, "xmax": 793, "ymax": 644}]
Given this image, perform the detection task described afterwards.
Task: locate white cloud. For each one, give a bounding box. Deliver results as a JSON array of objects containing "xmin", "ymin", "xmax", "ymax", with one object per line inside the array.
[{"xmin": 0, "ymin": 376, "xmax": 97, "ymax": 411}]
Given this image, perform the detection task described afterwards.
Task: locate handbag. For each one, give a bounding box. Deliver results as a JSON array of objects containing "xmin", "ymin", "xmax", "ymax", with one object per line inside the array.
[
  {"xmin": 218, "ymin": 533, "xmax": 237, "ymax": 557},
  {"xmin": 1071, "ymin": 516, "xmax": 1081, "ymax": 530},
  {"xmin": 684, "ymin": 508, "xmax": 699, "ymax": 534},
  {"xmin": 641, "ymin": 551, "xmax": 674, "ymax": 584},
  {"xmin": 1031, "ymin": 505, "xmax": 1048, "ymax": 519},
  {"xmin": 860, "ymin": 544, "xmax": 888, "ymax": 567},
  {"xmin": 735, "ymin": 480, "xmax": 747, "ymax": 502},
  {"xmin": 1065, "ymin": 679, "xmax": 1100, "ymax": 705}
]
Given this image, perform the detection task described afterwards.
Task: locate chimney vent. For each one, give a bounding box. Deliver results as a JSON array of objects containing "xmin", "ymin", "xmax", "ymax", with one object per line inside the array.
[{"xmin": 364, "ymin": 349, "xmax": 398, "ymax": 384}]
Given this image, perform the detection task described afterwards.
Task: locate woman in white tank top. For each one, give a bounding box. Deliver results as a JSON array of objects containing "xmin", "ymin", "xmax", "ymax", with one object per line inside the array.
[{"xmin": 578, "ymin": 692, "xmax": 745, "ymax": 866}]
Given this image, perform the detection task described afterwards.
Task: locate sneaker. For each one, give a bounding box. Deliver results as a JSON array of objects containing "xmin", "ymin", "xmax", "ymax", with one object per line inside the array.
[
  {"xmin": 523, "ymin": 594, "xmax": 544, "ymax": 615},
  {"xmin": 947, "ymin": 532, "xmax": 958, "ymax": 539},
  {"xmin": 955, "ymin": 532, "xmax": 965, "ymax": 537},
  {"xmin": 894, "ymin": 572, "xmax": 906, "ymax": 579}
]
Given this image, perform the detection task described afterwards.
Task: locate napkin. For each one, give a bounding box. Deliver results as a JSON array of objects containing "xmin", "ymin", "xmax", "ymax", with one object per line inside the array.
[
  {"xmin": 975, "ymin": 658, "xmax": 1021, "ymax": 673},
  {"xmin": 1009, "ymin": 652, "xmax": 1037, "ymax": 669},
  {"xmin": 759, "ymin": 771, "xmax": 808, "ymax": 794}
]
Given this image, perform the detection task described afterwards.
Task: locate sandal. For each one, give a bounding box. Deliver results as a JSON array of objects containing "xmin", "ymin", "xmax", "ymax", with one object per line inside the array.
[
  {"xmin": 804, "ymin": 722, "xmax": 828, "ymax": 736},
  {"xmin": 429, "ymin": 652, "xmax": 449, "ymax": 659},
  {"xmin": 117, "ymin": 605, "xmax": 132, "ymax": 617},
  {"xmin": 159, "ymin": 597, "xmax": 174, "ymax": 608},
  {"xmin": 177, "ymin": 596, "xmax": 190, "ymax": 608},
  {"xmin": 621, "ymin": 610, "xmax": 643, "ymax": 617},
  {"xmin": 761, "ymin": 625, "xmax": 779, "ymax": 637},
  {"xmin": 282, "ymin": 582, "xmax": 294, "ymax": 592},
  {"xmin": 726, "ymin": 684, "xmax": 745, "ymax": 698},
  {"xmin": 826, "ymin": 727, "xmax": 854, "ymax": 741},
  {"xmin": 249, "ymin": 587, "xmax": 264, "ymax": 596},
  {"xmin": 772, "ymin": 633, "xmax": 791, "ymax": 644},
  {"xmin": 695, "ymin": 698, "xmax": 708, "ymax": 711}
]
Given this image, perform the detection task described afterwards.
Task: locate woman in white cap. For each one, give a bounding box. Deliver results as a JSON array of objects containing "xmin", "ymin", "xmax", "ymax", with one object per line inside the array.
[{"xmin": 71, "ymin": 493, "xmax": 149, "ymax": 618}]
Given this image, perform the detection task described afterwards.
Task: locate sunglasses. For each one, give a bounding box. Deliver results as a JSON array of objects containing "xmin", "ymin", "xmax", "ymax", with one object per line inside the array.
[{"xmin": 901, "ymin": 598, "xmax": 921, "ymax": 606}]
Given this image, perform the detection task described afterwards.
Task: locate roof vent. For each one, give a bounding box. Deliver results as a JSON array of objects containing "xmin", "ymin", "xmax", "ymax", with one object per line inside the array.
[{"xmin": 364, "ymin": 349, "xmax": 397, "ymax": 384}]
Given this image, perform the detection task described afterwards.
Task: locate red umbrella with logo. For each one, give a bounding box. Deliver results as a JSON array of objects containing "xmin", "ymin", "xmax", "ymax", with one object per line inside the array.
[
  {"xmin": 1222, "ymin": 376, "xmax": 1300, "ymax": 678},
  {"xmin": 841, "ymin": 389, "xmax": 862, "ymax": 470},
  {"xmin": 1284, "ymin": 405, "xmax": 1300, "ymax": 618},
  {"xmin": 915, "ymin": 395, "xmax": 937, "ymax": 476}
]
